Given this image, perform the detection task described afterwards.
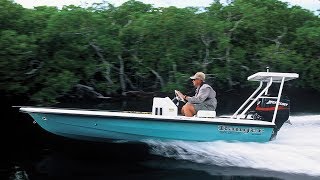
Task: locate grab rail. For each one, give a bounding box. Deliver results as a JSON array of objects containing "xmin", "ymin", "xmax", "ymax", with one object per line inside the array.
[
  {"xmin": 231, "ymin": 81, "xmax": 263, "ymax": 119},
  {"xmin": 238, "ymin": 77, "xmax": 274, "ymax": 119}
]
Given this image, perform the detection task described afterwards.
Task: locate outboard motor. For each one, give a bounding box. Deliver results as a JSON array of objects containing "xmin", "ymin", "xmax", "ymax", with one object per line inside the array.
[{"xmin": 253, "ymin": 95, "xmax": 290, "ymax": 132}]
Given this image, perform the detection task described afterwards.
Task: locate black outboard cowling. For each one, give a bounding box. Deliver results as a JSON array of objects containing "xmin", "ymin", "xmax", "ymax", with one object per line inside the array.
[{"xmin": 253, "ymin": 95, "xmax": 290, "ymax": 132}]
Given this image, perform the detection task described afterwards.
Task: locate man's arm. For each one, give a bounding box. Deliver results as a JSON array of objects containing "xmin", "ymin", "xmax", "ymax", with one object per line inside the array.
[{"xmin": 186, "ymin": 87, "xmax": 210, "ymax": 104}]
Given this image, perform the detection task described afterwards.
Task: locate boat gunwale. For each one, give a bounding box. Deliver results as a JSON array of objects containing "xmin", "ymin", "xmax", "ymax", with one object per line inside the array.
[{"xmin": 19, "ymin": 106, "xmax": 276, "ymax": 128}]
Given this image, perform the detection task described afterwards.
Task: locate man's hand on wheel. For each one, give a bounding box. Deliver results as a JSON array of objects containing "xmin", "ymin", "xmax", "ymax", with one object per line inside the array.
[{"xmin": 175, "ymin": 90, "xmax": 186, "ymax": 102}]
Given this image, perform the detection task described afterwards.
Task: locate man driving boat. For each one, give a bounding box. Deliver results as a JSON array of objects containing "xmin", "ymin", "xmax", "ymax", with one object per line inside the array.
[{"xmin": 176, "ymin": 72, "xmax": 217, "ymax": 117}]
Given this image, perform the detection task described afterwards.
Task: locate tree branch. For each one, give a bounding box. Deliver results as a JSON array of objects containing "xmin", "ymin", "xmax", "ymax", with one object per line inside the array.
[
  {"xmin": 132, "ymin": 54, "xmax": 164, "ymax": 89},
  {"xmin": 89, "ymin": 41, "xmax": 114, "ymax": 84},
  {"xmin": 117, "ymin": 54, "xmax": 126, "ymax": 95},
  {"xmin": 261, "ymin": 27, "xmax": 287, "ymax": 50},
  {"xmin": 25, "ymin": 60, "xmax": 44, "ymax": 75}
]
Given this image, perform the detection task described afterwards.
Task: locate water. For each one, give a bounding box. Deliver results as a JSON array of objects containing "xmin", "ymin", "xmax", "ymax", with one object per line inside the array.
[
  {"xmin": 145, "ymin": 114, "xmax": 320, "ymax": 178},
  {"xmin": 2, "ymin": 98, "xmax": 320, "ymax": 180}
]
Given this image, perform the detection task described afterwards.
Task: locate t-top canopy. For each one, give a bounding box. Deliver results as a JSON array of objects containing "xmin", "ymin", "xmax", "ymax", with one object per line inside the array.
[{"xmin": 247, "ymin": 72, "xmax": 299, "ymax": 83}]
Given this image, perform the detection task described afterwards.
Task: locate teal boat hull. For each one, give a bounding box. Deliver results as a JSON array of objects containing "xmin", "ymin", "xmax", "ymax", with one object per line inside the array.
[{"xmin": 27, "ymin": 112, "xmax": 275, "ymax": 143}]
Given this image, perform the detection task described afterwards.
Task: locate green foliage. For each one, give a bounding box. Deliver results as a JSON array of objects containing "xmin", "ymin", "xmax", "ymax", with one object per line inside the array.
[
  {"xmin": 0, "ymin": 30, "xmax": 37, "ymax": 94},
  {"xmin": 1, "ymin": 0, "xmax": 319, "ymax": 105},
  {"xmin": 30, "ymin": 70, "xmax": 79, "ymax": 105},
  {"xmin": 162, "ymin": 72, "xmax": 189, "ymax": 92}
]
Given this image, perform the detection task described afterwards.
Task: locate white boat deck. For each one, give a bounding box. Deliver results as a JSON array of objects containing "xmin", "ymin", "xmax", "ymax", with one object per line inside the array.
[{"xmin": 20, "ymin": 107, "xmax": 275, "ymax": 126}]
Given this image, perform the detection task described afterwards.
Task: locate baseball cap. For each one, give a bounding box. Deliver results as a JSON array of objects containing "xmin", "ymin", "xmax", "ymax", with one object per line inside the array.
[{"xmin": 190, "ymin": 72, "xmax": 205, "ymax": 81}]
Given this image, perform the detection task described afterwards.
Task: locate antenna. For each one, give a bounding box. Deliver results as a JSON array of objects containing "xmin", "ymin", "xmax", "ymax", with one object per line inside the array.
[{"xmin": 265, "ymin": 66, "xmax": 270, "ymax": 95}]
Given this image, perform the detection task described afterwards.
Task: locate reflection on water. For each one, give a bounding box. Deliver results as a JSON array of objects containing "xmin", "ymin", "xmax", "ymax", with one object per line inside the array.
[{"xmin": 9, "ymin": 166, "xmax": 29, "ymax": 180}]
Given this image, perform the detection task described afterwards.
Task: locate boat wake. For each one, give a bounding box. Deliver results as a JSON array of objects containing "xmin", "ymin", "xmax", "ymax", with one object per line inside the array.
[{"xmin": 144, "ymin": 114, "xmax": 320, "ymax": 177}]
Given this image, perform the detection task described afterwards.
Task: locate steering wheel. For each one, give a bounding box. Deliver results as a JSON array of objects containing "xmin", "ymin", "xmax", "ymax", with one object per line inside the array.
[{"xmin": 174, "ymin": 90, "xmax": 186, "ymax": 103}]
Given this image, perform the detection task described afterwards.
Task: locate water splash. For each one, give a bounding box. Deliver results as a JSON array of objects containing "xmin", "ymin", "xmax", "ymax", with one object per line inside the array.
[
  {"xmin": 9, "ymin": 166, "xmax": 29, "ymax": 180},
  {"xmin": 145, "ymin": 115, "xmax": 320, "ymax": 177}
]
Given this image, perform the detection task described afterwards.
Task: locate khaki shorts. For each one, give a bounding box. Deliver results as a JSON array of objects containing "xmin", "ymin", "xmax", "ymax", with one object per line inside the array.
[{"xmin": 193, "ymin": 103, "xmax": 215, "ymax": 112}]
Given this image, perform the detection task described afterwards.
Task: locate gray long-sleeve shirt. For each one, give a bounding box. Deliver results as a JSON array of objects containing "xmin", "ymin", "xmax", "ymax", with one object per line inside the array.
[{"xmin": 186, "ymin": 84, "xmax": 217, "ymax": 110}]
